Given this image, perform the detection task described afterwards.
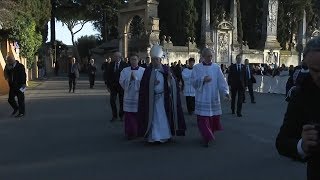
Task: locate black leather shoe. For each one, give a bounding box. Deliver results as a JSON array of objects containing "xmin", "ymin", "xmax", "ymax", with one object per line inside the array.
[
  {"xmin": 15, "ymin": 113, "xmax": 24, "ymax": 118},
  {"xmin": 11, "ymin": 109, "xmax": 18, "ymax": 116},
  {"xmin": 110, "ymin": 117, "xmax": 117, "ymax": 122},
  {"xmin": 237, "ymin": 113, "xmax": 242, "ymax": 117},
  {"xmin": 251, "ymin": 101, "xmax": 256, "ymax": 104}
]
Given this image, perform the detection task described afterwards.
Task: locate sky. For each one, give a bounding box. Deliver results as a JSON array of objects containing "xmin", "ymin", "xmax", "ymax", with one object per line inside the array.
[{"xmin": 47, "ymin": 20, "xmax": 100, "ymax": 45}]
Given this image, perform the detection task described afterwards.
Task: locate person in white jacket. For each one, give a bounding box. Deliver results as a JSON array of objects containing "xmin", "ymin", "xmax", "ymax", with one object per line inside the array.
[
  {"xmin": 182, "ymin": 58, "xmax": 196, "ymax": 115},
  {"xmin": 119, "ymin": 54, "xmax": 145, "ymax": 140}
]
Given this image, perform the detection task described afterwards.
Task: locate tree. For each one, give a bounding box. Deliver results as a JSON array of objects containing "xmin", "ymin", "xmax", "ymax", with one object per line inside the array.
[
  {"xmin": 159, "ymin": 0, "xmax": 198, "ymax": 45},
  {"xmin": 10, "ymin": 16, "xmax": 42, "ymax": 69},
  {"xmin": 277, "ymin": 0, "xmax": 313, "ymax": 50},
  {"xmin": 0, "ymin": 0, "xmax": 51, "ymax": 68},
  {"xmin": 55, "ymin": 0, "xmax": 91, "ymax": 46},
  {"xmin": 88, "ymin": 0, "xmax": 127, "ymax": 41},
  {"xmin": 184, "ymin": 0, "xmax": 198, "ymax": 40},
  {"xmin": 76, "ymin": 35, "xmax": 99, "ymax": 60}
]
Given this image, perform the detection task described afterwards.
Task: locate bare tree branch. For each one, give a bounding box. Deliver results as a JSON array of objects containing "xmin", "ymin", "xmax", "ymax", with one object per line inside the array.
[{"xmin": 73, "ymin": 20, "xmax": 89, "ymax": 34}]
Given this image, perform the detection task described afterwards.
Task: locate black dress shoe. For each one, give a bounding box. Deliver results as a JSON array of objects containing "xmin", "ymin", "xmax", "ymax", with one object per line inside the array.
[
  {"xmin": 237, "ymin": 113, "xmax": 242, "ymax": 117},
  {"xmin": 15, "ymin": 113, "xmax": 24, "ymax": 118},
  {"xmin": 251, "ymin": 101, "xmax": 256, "ymax": 104},
  {"xmin": 110, "ymin": 117, "xmax": 117, "ymax": 122},
  {"xmin": 11, "ymin": 109, "xmax": 18, "ymax": 116}
]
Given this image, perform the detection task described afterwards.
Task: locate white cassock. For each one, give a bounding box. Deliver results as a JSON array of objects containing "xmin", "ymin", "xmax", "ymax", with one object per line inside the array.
[
  {"xmin": 148, "ymin": 69, "xmax": 172, "ymax": 142},
  {"xmin": 182, "ymin": 68, "xmax": 196, "ymax": 97},
  {"xmin": 119, "ymin": 67, "xmax": 145, "ymax": 112},
  {"xmin": 191, "ymin": 63, "xmax": 229, "ymax": 116}
]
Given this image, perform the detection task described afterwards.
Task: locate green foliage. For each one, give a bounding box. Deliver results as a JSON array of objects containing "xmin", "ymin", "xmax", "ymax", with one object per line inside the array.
[
  {"xmin": 11, "ymin": 16, "xmax": 42, "ymax": 69},
  {"xmin": 0, "ymin": 0, "xmax": 51, "ymax": 68},
  {"xmin": 75, "ymin": 35, "xmax": 98, "ymax": 59},
  {"xmin": 159, "ymin": 0, "xmax": 198, "ymax": 45},
  {"xmin": 277, "ymin": 0, "xmax": 313, "ymax": 49},
  {"xmin": 184, "ymin": 0, "xmax": 198, "ymax": 39},
  {"xmin": 129, "ymin": 16, "xmax": 145, "ymax": 38}
]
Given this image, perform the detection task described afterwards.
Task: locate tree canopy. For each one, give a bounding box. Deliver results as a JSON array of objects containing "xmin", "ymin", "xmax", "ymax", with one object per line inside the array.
[{"xmin": 0, "ymin": 0, "xmax": 51, "ymax": 68}]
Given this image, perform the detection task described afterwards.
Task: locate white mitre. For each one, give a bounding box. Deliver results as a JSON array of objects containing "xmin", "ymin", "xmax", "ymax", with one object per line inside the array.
[{"xmin": 150, "ymin": 45, "xmax": 164, "ymax": 58}]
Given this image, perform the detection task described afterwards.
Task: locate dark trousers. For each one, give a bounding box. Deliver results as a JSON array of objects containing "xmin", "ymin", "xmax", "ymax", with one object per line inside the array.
[
  {"xmin": 110, "ymin": 85, "xmax": 124, "ymax": 118},
  {"xmin": 89, "ymin": 75, "xmax": 95, "ymax": 88},
  {"xmin": 231, "ymin": 86, "xmax": 244, "ymax": 114},
  {"xmin": 186, "ymin": 96, "xmax": 195, "ymax": 113},
  {"xmin": 243, "ymin": 82, "xmax": 255, "ymax": 102},
  {"xmin": 55, "ymin": 68, "xmax": 59, "ymax": 76},
  {"xmin": 8, "ymin": 88, "xmax": 25, "ymax": 114},
  {"xmin": 69, "ymin": 77, "xmax": 76, "ymax": 92}
]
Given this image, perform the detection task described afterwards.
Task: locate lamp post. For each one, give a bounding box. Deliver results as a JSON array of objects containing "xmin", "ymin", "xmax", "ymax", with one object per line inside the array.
[{"xmin": 54, "ymin": 41, "xmax": 57, "ymax": 67}]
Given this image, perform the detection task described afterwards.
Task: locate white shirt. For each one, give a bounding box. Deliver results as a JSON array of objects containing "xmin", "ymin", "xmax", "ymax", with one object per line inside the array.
[
  {"xmin": 182, "ymin": 67, "xmax": 196, "ymax": 97},
  {"xmin": 119, "ymin": 66, "xmax": 145, "ymax": 112}
]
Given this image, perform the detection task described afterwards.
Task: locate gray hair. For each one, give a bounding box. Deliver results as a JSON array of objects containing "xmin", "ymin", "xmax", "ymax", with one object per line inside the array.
[
  {"xmin": 303, "ymin": 36, "xmax": 320, "ymax": 58},
  {"xmin": 201, "ymin": 48, "xmax": 214, "ymax": 57}
]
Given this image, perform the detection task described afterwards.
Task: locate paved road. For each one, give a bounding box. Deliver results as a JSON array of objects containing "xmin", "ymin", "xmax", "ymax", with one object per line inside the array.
[{"xmin": 0, "ymin": 77, "xmax": 305, "ymax": 180}]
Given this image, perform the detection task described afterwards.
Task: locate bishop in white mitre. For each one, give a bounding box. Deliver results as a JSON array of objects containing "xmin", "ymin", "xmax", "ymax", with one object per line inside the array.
[
  {"xmin": 191, "ymin": 48, "xmax": 230, "ymax": 147},
  {"xmin": 119, "ymin": 54, "xmax": 145, "ymax": 139},
  {"xmin": 137, "ymin": 45, "xmax": 186, "ymax": 143}
]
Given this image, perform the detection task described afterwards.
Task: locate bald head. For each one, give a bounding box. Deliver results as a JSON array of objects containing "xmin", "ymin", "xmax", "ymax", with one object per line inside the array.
[
  {"xmin": 6, "ymin": 55, "xmax": 15, "ymax": 65},
  {"xmin": 303, "ymin": 37, "xmax": 320, "ymax": 88},
  {"xmin": 201, "ymin": 48, "xmax": 214, "ymax": 63},
  {"xmin": 113, "ymin": 52, "xmax": 122, "ymax": 62}
]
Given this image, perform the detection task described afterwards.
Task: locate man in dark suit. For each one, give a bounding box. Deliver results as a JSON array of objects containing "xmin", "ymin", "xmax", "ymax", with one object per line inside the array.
[
  {"xmin": 106, "ymin": 52, "xmax": 128, "ymax": 122},
  {"xmin": 227, "ymin": 54, "xmax": 247, "ymax": 117},
  {"xmin": 4, "ymin": 55, "xmax": 27, "ymax": 117},
  {"xmin": 276, "ymin": 37, "xmax": 320, "ymax": 180},
  {"xmin": 68, "ymin": 57, "xmax": 80, "ymax": 93},
  {"xmin": 243, "ymin": 59, "xmax": 256, "ymax": 104}
]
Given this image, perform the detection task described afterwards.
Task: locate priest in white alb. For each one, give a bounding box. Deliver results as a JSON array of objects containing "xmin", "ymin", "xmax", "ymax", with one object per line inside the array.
[
  {"xmin": 182, "ymin": 57, "xmax": 196, "ymax": 115},
  {"xmin": 138, "ymin": 45, "xmax": 186, "ymax": 143},
  {"xmin": 191, "ymin": 48, "xmax": 230, "ymax": 147},
  {"xmin": 119, "ymin": 54, "xmax": 145, "ymax": 140}
]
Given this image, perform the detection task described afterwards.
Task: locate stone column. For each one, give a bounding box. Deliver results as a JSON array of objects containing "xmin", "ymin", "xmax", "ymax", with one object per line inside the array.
[
  {"xmin": 230, "ymin": 0, "xmax": 241, "ymax": 63},
  {"xmin": 123, "ymin": 33, "xmax": 128, "ymax": 58},
  {"xmin": 230, "ymin": 0, "xmax": 238, "ymax": 46},
  {"xmin": 263, "ymin": 0, "xmax": 281, "ymax": 65},
  {"xmin": 201, "ymin": 0, "xmax": 213, "ymax": 48},
  {"xmin": 264, "ymin": 0, "xmax": 281, "ymax": 49},
  {"xmin": 297, "ymin": 10, "xmax": 306, "ymax": 62}
]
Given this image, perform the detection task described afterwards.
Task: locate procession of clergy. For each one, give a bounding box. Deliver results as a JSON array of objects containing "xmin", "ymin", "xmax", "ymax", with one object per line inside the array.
[{"xmin": 114, "ymin": 44, "xmax": 250, "ymax": 147}]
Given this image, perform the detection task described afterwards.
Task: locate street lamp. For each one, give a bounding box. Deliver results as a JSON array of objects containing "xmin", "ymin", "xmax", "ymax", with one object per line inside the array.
[{"xmin": 54, "ymin": 41, "xmax": 57, "ymax": 66}]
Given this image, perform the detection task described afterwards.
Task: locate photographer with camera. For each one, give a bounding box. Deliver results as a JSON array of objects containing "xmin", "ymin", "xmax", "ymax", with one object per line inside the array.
[{"xmin": 276, "ymin": 37, "xmax": 320, "ymax": 180}]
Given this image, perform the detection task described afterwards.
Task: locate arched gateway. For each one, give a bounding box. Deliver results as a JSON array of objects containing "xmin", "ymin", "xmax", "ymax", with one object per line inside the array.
[{"xmin": 118, "ymin": 0, "xmax": 160, "ymax": 58}]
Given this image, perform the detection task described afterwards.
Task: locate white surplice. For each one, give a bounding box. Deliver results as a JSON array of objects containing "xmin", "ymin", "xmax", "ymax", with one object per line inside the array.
[
  {"xmin": 191, "ymin": 63, "xmax": 229, "ymax": 116},
  {"xmin": 119, "ymin": 66, "xmax": 145, "ymax": 112},
  {"xmin": 148, "ymin": 69, "xmax": 172, "ymax": 142},
  {"xmin": 182, "ymin": 68, "xmax": 196, "ymax": 97}
]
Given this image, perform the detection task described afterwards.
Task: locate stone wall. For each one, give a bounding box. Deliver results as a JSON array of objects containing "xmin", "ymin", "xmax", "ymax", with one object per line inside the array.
[
  {"xmin": 0, "ymin": 40, "xmax": 29, "ymax": 95},
  {"xmin": 242, "ymin": 50, "xmax": 264, "ymax": 64},
  {"xmin": 0, "ymin": 50, "xmax": 9, "ymax": 95},
  {"xmin": 241, "ymin": 49, "xmax": 300, "ymax": 67},
  {"xmin": 279, "ymin": 50, "xmax": 300, "ymax": 67},
  {"xmin": 162, "ymin": 38, "xmax": 200, "ymax": 65},
  {"xmin": 166, "ymin": 51, "xmax": 200, "ymax": 65}
]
